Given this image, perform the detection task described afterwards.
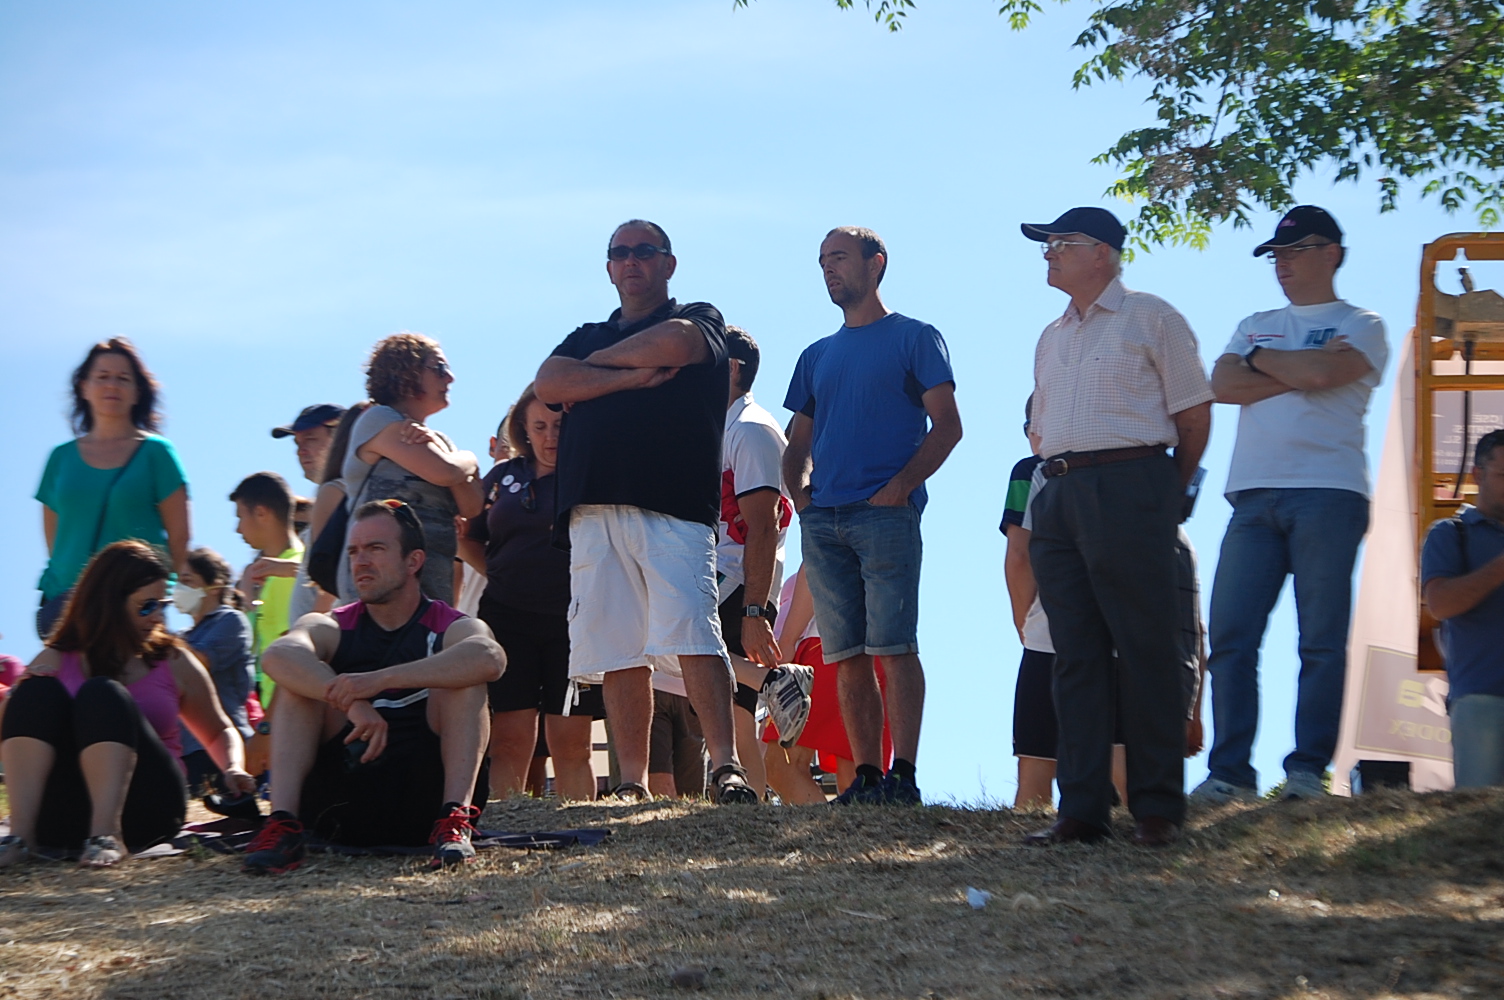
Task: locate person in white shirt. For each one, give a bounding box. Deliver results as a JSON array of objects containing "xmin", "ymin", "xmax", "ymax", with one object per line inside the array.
[{"xmin": 1195, "ymin": 205, "xmax": 1387, "ymax": 804}]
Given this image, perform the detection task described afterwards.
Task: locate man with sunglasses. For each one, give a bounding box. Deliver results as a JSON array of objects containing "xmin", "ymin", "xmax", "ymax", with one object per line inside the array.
[
  {"xmin": 1194, "ymin": 206, "xmax": 1387, "ymax": 805},
  {"xmin": 246, "ymin": 499, "xmax": 503, "ymax": 873},
  {"xmin": 1021, "ymin": 207, "xmax": 1213, "ymax": 847},
  {"xmin": 534, "ymin": 219, "xmax": 756, "ymax": 804}
]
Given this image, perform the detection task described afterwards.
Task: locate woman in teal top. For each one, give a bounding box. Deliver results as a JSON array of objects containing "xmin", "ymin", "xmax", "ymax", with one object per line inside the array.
[{"xmin": 35, "ymin": 338, "xmax": 191, "ymax": 639}]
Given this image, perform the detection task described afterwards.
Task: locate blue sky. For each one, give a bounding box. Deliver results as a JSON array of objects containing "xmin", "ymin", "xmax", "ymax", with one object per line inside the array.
[{"xmin": 0, "ymin": 1, "xmax": 1486, "ymax": 803}]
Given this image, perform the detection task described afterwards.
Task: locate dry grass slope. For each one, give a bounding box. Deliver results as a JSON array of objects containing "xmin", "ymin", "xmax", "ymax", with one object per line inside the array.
[{"xmin": 0, "ymin": 789, "xmax": 1501, "ymax": 999}]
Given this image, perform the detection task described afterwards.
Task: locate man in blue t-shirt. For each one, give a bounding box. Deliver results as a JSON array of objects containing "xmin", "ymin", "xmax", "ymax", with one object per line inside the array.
[
  {"xmin": 782, "ymin": 226, "xmax": 963, "ymax": 806},
  {"xmin": 1421, "ymin": 429, "xmax": 1504, "ymax": 788}
]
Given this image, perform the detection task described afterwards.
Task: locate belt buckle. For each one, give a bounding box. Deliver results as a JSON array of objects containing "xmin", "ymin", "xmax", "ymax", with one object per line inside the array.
[{"xmin": 1043, "ymin": 457, "xmax": 1070, "ymax": 478}]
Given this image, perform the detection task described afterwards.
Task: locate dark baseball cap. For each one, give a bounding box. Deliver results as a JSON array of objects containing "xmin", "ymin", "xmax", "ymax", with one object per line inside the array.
[
  {"xmin": 1252, "ymin": 205, "xmax": 1343, "ymax": 256},
  {"xmin": 271, "ymin": 403, "xmax": 346, "ymax": 439},
  {"xmin": 1020, "ymin": 207, "xmax": 1126, "ymax": 252}
]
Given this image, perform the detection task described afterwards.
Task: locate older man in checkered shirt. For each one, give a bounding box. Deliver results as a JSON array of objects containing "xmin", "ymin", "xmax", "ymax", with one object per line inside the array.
[{"xmin": 1020, "ymin": 207, "xmax": 1214, "ymax": 848}]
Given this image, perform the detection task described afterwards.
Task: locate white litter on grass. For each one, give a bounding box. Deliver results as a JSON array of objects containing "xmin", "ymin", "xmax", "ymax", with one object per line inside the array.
[{"xmin": 966, "ymin": 887, "xmax": 992, "ymax": 909}]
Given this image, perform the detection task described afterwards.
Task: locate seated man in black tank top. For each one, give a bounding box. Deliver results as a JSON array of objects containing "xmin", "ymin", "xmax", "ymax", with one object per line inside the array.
[{"xmin": 244, "ymin": 500, "xmax": 504, "ymax": 874}]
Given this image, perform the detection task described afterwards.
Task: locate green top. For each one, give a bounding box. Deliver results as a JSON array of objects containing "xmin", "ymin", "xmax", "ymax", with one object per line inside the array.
[
  {"xmin": 251, "ymin": 540, "xmax": 305, "ymax": 704},
  {"xmin": 35, "ymin": 435, "xmax": 190, "ymax": 600}
]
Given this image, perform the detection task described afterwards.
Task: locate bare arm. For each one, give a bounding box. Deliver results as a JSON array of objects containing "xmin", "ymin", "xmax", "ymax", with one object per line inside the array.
[
  {"xmin": 586, "ymin": 319, "xmax": 710, "ymax": 369},
  {"xmin": 737, "ymin": 488, "xmax": 785, "ymax": 668},
  {"xmin": 324, "ymin": 616, "xmax": 504, "ymax": 710},
  {"xmin": 450, "ymin": 478, "xmax": 483, "ymax": 518},
  {"xmin": 782, "ymin": 413, "xmax": 815, "ymax": 513},
  {"xmin": 1424, "ymin": 551, "xmax": 1504, "ymax": 620},
  {"xmin": 1250, "ymin": 338, "xmax": 1373, "ymax": 392},
  {"xmin": 260, "ymin": 614, "xmax": 342, "ymax": 699},
  {"xmin": 534, "ymin": 355, "xmax": 678, "ymax": 406},
  {"xmin": 457, "ymin": 535, "xmax": 488, "ymax": 576},
  {"xmin": 774, "ymin": 566, "xmax": 814, "ymax": 648},
  {"xmin": 869, "ymin": 382, "xmax": 963, "ymax": 506},
  {"xmin": 358, "ymin": 422, "xmax": 479, "ymax": 489},
  {"xmin": 1004, "ymin": 524, "xmax": 1036, "ymax": 641},
  {"xmin": 169, "ymin": 648, "xmax": 255, "ymax": 794},
  {"xmin": 42, "ymin": 505, "xmax": 57, "ymax": 553},
  {"xmin": 309, "ymin": 481, "xmax": 345, "ymax": 541},
  {"xmin": 1170, "ymin": 401, "xmax": 1212, "ymax": 491},
  {"xmin": 1212, "ymin": 353, "xmax": 1294, "ymax": 405},
  {"xmin": 159, "ymin": 485, "xmax": 190, "ymax": 574}
]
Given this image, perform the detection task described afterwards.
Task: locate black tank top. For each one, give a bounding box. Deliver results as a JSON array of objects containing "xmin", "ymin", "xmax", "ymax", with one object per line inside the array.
[{"xmin": 329, "ymin": 598, "xmax": 467, "ymax": 737}]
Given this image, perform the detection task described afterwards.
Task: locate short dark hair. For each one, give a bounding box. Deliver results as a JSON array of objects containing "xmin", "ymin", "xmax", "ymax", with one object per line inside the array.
[
  {"xmin": 1024, "ymin": 393, "xmax": 1035, "ymax": 429},
  {"xmin": 70, "ymin": 338, "xmax": 162, "ymax": 435},
  {"xmin": 826, "ymin": 226, "xmax": 888, "ymax": 284},
  {"xmin": 611, "ymin": 219, "xmax": 671, "ymax": 253},
  {"xmin": 1476, "ymin": 429, "xmax": 1504, "ymax": 469},
  {"xmin": 726, "ymin": 326, "xmax": 760, "ymax": 393},
  {"xmin": 321, "ymin": 401, "xmax": 372, "ymax": 485},
  {"xmin": 353, "ymin": 499, "xmax": 427, "ymax": 556},
  {"xmin": 230, "ymin": 472, "xmax": 294, "ymax": 526}
]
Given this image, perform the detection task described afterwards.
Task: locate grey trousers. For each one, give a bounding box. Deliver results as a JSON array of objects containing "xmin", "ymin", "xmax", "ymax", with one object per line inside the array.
[{"xmin": 1030, "ymin": 453, "xmax": 1187, "ymax": 829}]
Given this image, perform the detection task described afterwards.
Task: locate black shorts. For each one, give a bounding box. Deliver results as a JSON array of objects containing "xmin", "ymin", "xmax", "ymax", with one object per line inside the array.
[
  {"xmin": 1012, "ymin": 649, "xmax": 1127, "ymax": 760},
  {"xmin": 717, "ymin": 585, "xmax": 777, "ymax": 660},
  {"xmin": 480, "ymin": 597, "xmax": 602, "ymax": 717},
  {"xmin": 300, "ymin": 714, "xmax": 486, "ymax": 847},
  {"xmin": 1013, "ymin": 649, "xmax": 1059, "ymax": 760}
]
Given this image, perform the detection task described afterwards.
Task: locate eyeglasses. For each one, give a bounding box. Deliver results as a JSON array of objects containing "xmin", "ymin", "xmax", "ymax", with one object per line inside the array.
[
  {"xmin": 378, "ymin": 498, "xmax": 423, "ymax": 532},
  {"xmin": 136, "ymin": 598, "xmax": 165, "ymax": 618},
  {"xmin": 1041, "ymin": 239, "xmax": 1100, "ymax": 256},
  {"xmin": 426, "ymin": 360, "xmax": 452, "ymax": 378},
  {"xmin": 1264, "ymin": 242, "xmax": 1336, "ymax": 262},
  {"xmin": 607, "ymin": 243, "xmax": 671, "ymax": 262}
]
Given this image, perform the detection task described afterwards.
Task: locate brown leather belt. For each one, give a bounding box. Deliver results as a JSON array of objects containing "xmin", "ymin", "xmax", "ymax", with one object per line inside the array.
[{"xmin": 1042, "ymin": 446, "xmax": 1165, "ymax": 478}]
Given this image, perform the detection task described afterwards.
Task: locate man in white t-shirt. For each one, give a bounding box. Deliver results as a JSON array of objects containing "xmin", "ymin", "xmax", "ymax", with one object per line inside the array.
[
  {"xmin": 717, "ymin": 327, "xmax": 813, "ymax": 798},
  {"xmin": 1194, "ymin": 206, "xmax": 1387, "ymax": 804}
]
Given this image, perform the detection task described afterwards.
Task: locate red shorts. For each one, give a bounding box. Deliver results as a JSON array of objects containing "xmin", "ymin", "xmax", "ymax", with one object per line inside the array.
[{"xmin": 762, "ymin": 636, "xmax": 892, "ymax": 773}]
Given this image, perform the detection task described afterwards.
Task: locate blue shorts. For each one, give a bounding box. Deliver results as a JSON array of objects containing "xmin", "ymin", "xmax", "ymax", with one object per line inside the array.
[{"xmin": 798, "ymin": 500, "xmax": 922, "ymax": 663}]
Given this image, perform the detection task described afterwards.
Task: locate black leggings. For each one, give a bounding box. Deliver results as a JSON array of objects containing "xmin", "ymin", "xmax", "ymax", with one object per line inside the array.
[{"xmin": 1, "ymin": 675, "xmax": 187, "ymax": 852}]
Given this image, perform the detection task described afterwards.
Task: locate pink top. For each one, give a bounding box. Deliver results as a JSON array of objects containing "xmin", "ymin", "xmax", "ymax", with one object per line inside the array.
[{"xmin": 56, "ymin": 651, "xmax": 184, "ymax": 760}]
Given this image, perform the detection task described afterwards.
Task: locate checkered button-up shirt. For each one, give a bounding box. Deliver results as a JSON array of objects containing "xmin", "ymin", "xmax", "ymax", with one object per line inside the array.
[{"xmin": 1032, "ymin": 278, "xmax": 1214, "ymax": 458}]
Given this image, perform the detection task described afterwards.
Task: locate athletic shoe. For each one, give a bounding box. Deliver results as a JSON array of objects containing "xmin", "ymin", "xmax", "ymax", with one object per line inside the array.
[
  {"xmin": 831, "ymin": 777, "xmax": 886, "ymax": 806},
  {"xmin": 606, "ymin": 782, "xmax": 650, "ymax": 803},
  {"xmin": 884, "ymin": 773, "xmax": 922, "ymax": 806},
  {"xmin": 760, "ymin": 664, "xmax": 814, "ymax": 748},
  {"xmin": 430, "ymin": 804, "xmax": 481, "ymax": 868},
  {"xmin": 242, "ymin": 812, "xmax": 308, "ymax": 875},
  {"xmin": 711, "ymin": 764, "xmax": 760, "ymax": 805},
  {"xmin": 1189, "ymin": 777, "xmax": 1259, "ymax": 805},
  {"xmin": 1279, "ymin": 771, "xmax": 1326, "ymax": 801},
  {"xmin": 0, "ymin": 836, "xmax": 30, "ymax": 869},
  {"xmin": 79, "ymin": 835, "xmax": 125, "ymax": 868}
]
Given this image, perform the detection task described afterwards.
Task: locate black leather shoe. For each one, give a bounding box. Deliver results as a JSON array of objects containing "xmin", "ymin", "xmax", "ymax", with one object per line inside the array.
[
  {"xmin": 1130, "ymin": 816, "xmax": 1182, "ymax": 847},
  {"xmin": 1023, "ymin": 816, "xmax": 1111, "ymax": 846}
]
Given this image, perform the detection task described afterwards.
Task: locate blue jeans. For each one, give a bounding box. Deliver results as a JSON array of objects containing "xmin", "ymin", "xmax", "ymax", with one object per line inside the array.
[
  {"xmin": 1450, "ymin": 694, "xmax": 1504, "ymax": 788},
  {"xmin": 798, "ymin": 500, "xmax": 922, "ymax": 663},
  {"xmin": 1206, "ymin": 488, "xmax": 1370, "ymax": 787}
]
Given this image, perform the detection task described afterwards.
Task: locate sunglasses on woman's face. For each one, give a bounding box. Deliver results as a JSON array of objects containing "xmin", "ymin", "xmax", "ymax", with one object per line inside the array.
[{"xmin": 136, "ymin": 598, "xmax": 165, "ymax": 618}]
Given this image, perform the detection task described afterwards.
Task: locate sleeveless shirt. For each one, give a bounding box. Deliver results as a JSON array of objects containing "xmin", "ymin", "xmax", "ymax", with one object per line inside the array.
[
  {"xmin": 328, "ymin": 598, "xmax": 467, "ymax": 738},
  {"xmin": 56, "ymin": 651, "xmax": 184, "ymax": 760}
]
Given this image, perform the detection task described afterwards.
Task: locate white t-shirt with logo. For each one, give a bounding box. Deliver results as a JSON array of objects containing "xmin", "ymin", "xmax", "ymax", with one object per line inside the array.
[
  {"xmin": 1222, "ymin": 300, "xmax": 1387, "ymax": 497},
  {"xmin": 716, "ymin": 393, "xmax": 790, "ymax": 605}
]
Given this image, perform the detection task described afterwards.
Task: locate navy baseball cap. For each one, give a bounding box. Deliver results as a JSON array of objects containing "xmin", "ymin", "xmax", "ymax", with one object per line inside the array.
[
  {"xmin": 1253, "ymin": 205, "xmax": 1343, "ymax": 256},
  {"xmin": 271, "ymin": 403, "xmax": 345, "ymax": 439},
  {"xmin": 1021, "ymin": 207, "xmax": 1126, "ymax": 252}
]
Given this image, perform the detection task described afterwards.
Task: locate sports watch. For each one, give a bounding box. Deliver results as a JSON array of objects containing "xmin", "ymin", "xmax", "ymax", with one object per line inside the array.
[{"xmin": 742, "ymin": 605, "xmax": 766, "ymax": 618}]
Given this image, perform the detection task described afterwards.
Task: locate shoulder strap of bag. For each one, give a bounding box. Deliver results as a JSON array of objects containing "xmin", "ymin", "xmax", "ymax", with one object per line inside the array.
[{"xmin": 90, "ymin": 438, "xmax": 147, "ymax": 553}]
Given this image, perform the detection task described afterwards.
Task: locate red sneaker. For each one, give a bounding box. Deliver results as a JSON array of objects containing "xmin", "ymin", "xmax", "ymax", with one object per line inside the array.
[
  {"xmin": 243, "ymin": 812, "xmax": 308, "ymax": 875},
  {"xmin": 429, "ymin": 804, "xmax": 480, "ymax": 868}
]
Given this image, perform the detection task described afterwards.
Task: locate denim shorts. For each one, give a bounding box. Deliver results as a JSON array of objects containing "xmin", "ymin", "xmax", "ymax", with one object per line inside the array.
[{"xmin": 798, "ymin": 500, "xmax": 922, "ymax": 663}]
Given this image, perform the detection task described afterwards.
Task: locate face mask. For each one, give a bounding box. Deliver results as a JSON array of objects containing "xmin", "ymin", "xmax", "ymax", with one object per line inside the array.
[{"xmin": 173, "ymin": 585, "xmax": 205, "ymax": 615}]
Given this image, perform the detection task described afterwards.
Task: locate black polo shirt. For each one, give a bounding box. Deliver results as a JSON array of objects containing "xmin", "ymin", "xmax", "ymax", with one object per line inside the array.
[{"xmin": 550, "ymin": 298, "xmax": 729, "ymax": 543}]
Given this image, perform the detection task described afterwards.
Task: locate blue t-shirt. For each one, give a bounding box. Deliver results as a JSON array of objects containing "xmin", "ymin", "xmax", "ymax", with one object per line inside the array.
[
  {"xmin": 1420, "ymin": 507, "xmax": 1504, "ymax": 701},
  {"xmin": 783, "ymin": 312, "xmax": 955, "ymax": 512}
]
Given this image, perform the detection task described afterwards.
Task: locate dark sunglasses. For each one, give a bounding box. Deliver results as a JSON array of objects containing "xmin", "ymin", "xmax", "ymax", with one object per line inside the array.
[
  {"xmin": 607, "ymin": 243, "xmax": 671, "ymax": 262},
  {"xmin": 519, "ymin": 480, "xmax": 537, "ymax": 513},
  {"xmin": 426, "ymin": 360, "xmax": 452, "ymax": 378},
  {"xmin": 378, "ymin": 498, "xmax": 423, "ymax": 532},
  {"xmin": 136, "ymin": 598, "xmax": 165, "ymax": 618}
]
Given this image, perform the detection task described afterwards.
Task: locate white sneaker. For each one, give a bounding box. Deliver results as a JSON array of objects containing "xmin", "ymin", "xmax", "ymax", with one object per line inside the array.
[
  {"xmin": 0, "ymin": 836, "xmax": 30, "ymax": 869},
  {"xmin": 1190, "ymin": 777, "xmax": 1259, "ymax": 804},
  {"xmin": 1279, "ymin": 772, "xmax": 1326, "ymax": 800},
  {"xmin": 760, "ymin": 664, "xmax": 814, "ymax": 748}
]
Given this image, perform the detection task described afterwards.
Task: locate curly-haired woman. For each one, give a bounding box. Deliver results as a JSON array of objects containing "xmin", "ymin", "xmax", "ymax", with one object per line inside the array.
[
  {"xmin": 34, "ymin": 338, "xmax": 191, "ymax": 639},
  {"xmin": 338, "ymin": 334, "xmax": 481, "ymax": 604},
  {"xmin": 0, "ymin": 541, "xmax": 254, "ymax": 867}
]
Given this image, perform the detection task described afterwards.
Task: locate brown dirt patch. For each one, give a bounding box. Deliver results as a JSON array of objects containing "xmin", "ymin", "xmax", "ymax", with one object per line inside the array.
[{"xmin": 1, "ymin": 789, "xmax": 1502, "ymax": 999}]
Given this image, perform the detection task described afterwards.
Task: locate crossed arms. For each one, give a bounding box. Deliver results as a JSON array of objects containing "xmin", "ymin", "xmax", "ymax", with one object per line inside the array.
[
  {"xmin": 534, "ymin": 319, "xmax": 710, "ymax": 405},
  {"xmin": 1212, "ymin": 337, "xmax": 1374, "ymax": 405}
]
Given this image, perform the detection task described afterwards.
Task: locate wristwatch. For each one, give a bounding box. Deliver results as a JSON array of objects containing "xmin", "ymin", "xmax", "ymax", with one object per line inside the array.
[
  {"xmin": 1244, "ymin": 345, "xmax": 1264, "ymax": 373},
  {"xmin": 742, "ymin": 605, "xmax": 766, "ymax": 618}
]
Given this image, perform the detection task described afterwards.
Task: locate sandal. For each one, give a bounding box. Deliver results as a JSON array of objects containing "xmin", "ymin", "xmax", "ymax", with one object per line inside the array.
[
  {"xmin": 607, "ymin": 782, "xmax": 650, "ymax": 803},
  {"xmin": 711, "ymin": 764, "xmax": 759, "ymax": 805},
  {"xmin": 79, "ymin": 835, "xmax": 125, "ymax": 868}
]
